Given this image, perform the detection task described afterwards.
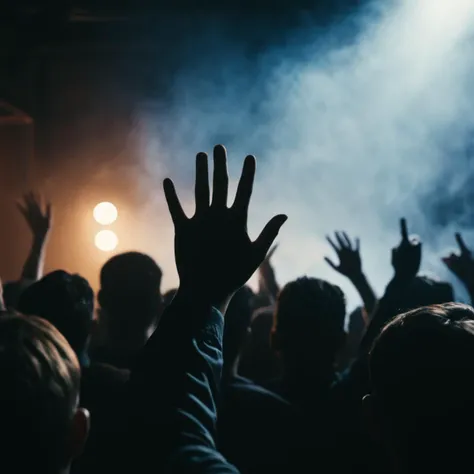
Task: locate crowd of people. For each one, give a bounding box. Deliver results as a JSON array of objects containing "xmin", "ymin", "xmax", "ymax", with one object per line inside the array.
[{"xmin": 2, "ymin": 144, "xmax": 474, "ymax": 474}]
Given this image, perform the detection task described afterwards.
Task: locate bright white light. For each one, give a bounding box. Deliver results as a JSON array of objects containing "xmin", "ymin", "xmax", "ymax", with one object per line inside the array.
[
  {"xmin": 93, "ymin": 202, "xmax": 118, "ymax": 225},
  {"xmin": 95, "ymin": 230, "xmax": 118, "ymax": 252}
]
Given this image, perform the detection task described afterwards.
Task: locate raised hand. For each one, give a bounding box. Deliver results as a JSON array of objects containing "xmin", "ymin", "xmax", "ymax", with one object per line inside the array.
[
  {"xmin": 325, "ymin": 231, "xmax": 362, "ymax": 278},
  {"xmin": 163, "ymin": 145, "xmax": 287, "ymax": 309},
  {"xmin": 391, "ymin": 218, "xmax": 421, "ymax": 280},
  {"xmin": 442, "ymin": 233, "xmax": 474, "ymax": 289},
  {"xmin": 17, "ymin": 192, "xmax": 52, "ymax": 241}
]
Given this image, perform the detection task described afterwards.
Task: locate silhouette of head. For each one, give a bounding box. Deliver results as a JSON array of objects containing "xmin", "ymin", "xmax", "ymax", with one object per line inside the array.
[
  {"xmin": 0, "ymin": 312, "xmax": 89, "ymax": 474},
  {"xmin": 366, "ymin": 303, "xmax": 474, "ymax": 472},
  {"xmin": 98, "ymin": 252, "xmax": 163, "ymax": 337},
  {"xmin": 18, "ymin": 270, "xmax": 94, "ymax": 364},
  {"xmin": 401, "ymin": 275, "xmax": 454, "ymax": 311},
  {"xmin": 272, "ymin": 277, "xmax": 346, "ymax": 371},
  {"xmin": 223, "ymin": 286, "xmax": 255, "ymax": 372}
]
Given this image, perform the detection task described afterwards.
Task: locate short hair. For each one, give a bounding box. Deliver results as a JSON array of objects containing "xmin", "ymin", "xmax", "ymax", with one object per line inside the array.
[
  {"xmin": 0, "ymin": 311, "xmax": 80, "ymax": 471},
  {"xmin": 274, "ymin": 277, "xmax": 346, "ymax": 356},
  {"xmin": 369, "ymin": 303, "xmax": 474, "ymax": 456},
  {"xmin": 99, "ymin": 252, "xmax": 162, "ymax": 330},
  {"xmin": 17, "ymin": 270, "xmax": 94, "ymax": 358}
]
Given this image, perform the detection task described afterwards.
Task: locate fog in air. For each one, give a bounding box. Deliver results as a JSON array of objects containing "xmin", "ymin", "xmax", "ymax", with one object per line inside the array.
[{"xmin": 140, "ymin": 0, "xmax": 474, "ymax": 309}]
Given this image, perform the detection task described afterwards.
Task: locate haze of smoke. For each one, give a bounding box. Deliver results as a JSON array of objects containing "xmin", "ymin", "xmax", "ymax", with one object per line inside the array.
[{"xmin": 141, "ymin": 0, "xmax": 474, "ymax": 309}]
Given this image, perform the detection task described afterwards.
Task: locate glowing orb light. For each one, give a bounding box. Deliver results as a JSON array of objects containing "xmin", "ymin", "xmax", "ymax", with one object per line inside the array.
[
  {"xmin": 95, "ymin": 230, "xmax": 118, "ymax": 252},
  {"xmin": 93, "ymin": 202, "xmax": 118, "ymax": 225}
]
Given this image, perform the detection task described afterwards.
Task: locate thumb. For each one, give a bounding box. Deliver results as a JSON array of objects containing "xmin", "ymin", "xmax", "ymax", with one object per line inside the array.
[{"xmin": 254, "ymin": 215, "xmax": 287, "ymax": 263}]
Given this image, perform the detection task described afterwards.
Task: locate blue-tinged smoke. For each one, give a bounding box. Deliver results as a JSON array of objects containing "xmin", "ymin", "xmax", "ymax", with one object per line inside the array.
[{"xmin": 140, "ymin": 0, "xmax": 474, "ymax": 309}]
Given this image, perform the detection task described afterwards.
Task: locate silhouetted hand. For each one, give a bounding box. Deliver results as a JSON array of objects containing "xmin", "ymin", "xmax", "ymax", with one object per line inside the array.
[
  {"xmin": 391, "ymin": 218, "xmax": 421, "ymax": 280},
  {"xmin": 442, "ymin": 233, "xmax": 474, "ymax": 289},
  {"xmin": 325, "ymin": 231, "xmax": 362, "ymax": 279},
  {"xmin": 164, "ymin": 145, "xmax": 287, "ymax": 309},
  {"xmin": 17, "ymin": 192, "xmax": 52, "ymax": 241}
]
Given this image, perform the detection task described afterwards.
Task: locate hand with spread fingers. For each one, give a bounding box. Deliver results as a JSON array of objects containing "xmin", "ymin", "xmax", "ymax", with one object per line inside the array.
[
  {"xmin": 16, "ymin": 192, "xmax": 52, "ymax": 281},
  {"xmin": 391, "ymin": 218, "xmax": 422, "ymax": 280},
  {"xmin": 325, "ymin": 232, "xmax": 362, "ymax": 279},
  {"xmin": 163, "ymin": 145, "xmax": 287, "ymax": 310},
  {"xmin": 443, "ymin": 233, "xmax": 474, "ymax": 293},
  {"xmin": 325, "ymin": 231, "xmax": 377, "ymax": 315},
  {"xmin": 17, "ymin": 192, "xmax": 52, "ymax": 242}
]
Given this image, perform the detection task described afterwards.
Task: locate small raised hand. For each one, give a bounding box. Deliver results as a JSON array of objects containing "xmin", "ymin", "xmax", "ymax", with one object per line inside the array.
[
  {"xmin": 325, "ymin": 231, "xmax": 362, "ymax": 279},
  {"xmin": 163, "ymin": 144, "xmax": 287, "ymax": 309},
  {"xmin": 17, "ymin": 192, "xmax": 52, "ymax": 241},
  {"xmin": 391, "ymin": 218, "xmax": 421, "ymax": 280},
  {"xmin": 442, "ymin": 233, "xmax": 474, "ymax": 290}
]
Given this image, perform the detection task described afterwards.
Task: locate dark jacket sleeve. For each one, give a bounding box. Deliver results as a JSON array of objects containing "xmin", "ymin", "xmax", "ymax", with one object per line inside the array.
[{"xmin": 126, "ymin": 296, "xmax": 239, "ymax": 474}]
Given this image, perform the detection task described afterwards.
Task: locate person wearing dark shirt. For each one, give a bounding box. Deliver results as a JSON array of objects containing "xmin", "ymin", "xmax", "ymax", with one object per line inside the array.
[
  {"xmin": 17, "ymin": 270, "xmax": 129, "ymax": 474},
  {"xmin": 219, "ymin": 286, "xmax": 297, "ymax": 474},
  {"xmin": 124, "ymin": 144, "xmax": 287, "ymax": 473}
]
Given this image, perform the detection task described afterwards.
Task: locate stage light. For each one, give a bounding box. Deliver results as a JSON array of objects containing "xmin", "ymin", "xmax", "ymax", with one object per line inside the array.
[
  {"xmin": 95, "ymin": 230, "xmax": 118, "ymax": 252},
  {"xmin": 93, "ymin": 202, "xmax": 118, "ymax": 225}
]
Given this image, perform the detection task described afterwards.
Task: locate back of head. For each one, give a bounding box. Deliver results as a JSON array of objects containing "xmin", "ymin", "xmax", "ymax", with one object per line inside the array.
[
  {"xmin": 99, "ymin": 252, "xmax": 163, "ymax": 333},
  {"xmin": 0, "ymin": 312, "xmax": 81, "ymax": 473},
  {"xmin": 273, "ymin": 277, "xmax": 346, "ymax": 364},
  {"xmin": 18, "ymin": 270, "xmax": 94, "ymax": 360},
  {"xmin": 223, "ymin": 286, "xmax": 255, "ymax": 368},
  {"xmin": 368, "ymin": 303, "xmax": 474, "ymax": 470}
]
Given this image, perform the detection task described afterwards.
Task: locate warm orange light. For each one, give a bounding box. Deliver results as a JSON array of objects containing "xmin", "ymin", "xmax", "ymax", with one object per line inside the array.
[
  {"xmin": 95, "ymin": 230, "xmax": 118, "ymax": 252},
  {"xmin": 93, "ymin": 202, "xmax": 118, "ymax": 225}
]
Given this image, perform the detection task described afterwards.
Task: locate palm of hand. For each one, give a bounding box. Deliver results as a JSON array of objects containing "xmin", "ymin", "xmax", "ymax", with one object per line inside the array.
[
  {"xmin": 443, "ymin": 233, "xmax": 474, "ymax": 286},
  {"xmin": 391, "ymin": 219, "xmax": 422, "ymax": 279},
  {"xmin": 175, "ymin": 209, "xmax": 257, "ymax": 300},
  {"xmin": 326, "ymin": 232, "xmax": 362, "ymax": 278},
  {"xmin": 164, "ymin": 146, "xmax": 287, "ymax": 307}
]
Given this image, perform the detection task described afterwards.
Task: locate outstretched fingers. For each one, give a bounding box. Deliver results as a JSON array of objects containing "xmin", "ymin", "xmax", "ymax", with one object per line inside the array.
[
  {"xmin": 326, "ymin": 235, "xmax": 339, "ymax": 253},
  {"xmin": 212, "ymin": 145, "xmax": 229, "ymax": 208},
  {"xmin": 195, "ymin": 152, "xmax": 210, "ymax": 214},
  {"xmin": 254, "ymin": 215, "xmax": 288, "ymax": 262},
  {"xmin": 456, "ymin": 232, "xmax": 469, "ymax": 255},
  {"xmin": 400, "ymin": 218, "xmax": 409, "ymax": 243},
  {"xmin": 324, "ymin": 257, "xmax": 338, "ymax": 270},
  {"xmin": 232, "ymin": 155, "xmax": 256, "ymax": 218},
  {"xmin": 163, "ymin": 178, "xmax": 187, "ymax": 226}
]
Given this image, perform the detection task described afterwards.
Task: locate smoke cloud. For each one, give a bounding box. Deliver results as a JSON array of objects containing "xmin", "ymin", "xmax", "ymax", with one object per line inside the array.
[{"xmin": 140, "ymin": 0, "xmax": 474, "ymax": 309}]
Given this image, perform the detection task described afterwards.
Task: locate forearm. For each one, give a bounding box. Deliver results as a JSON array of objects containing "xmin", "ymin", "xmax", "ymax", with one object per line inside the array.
[
  {"xmin": 128, "ymin": 290, "xmax": 237, "ymax": 473},
  {"xmin": 350, "ymin": 273, "xmax": 377, "ymax": 316},
  {"xmin": 21, "ymin": 236, "xmax": 47, "ymax": 281}
]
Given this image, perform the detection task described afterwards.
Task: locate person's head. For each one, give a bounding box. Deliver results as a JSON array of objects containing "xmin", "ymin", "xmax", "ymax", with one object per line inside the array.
[
  {"xmin": 272, "ymin": 277, "xmax": 346, "ymax": 372},
  {"xmin": 98, "ymin": 252, "xmax": 163, "ymax": 338},
  {"xmin": 0, "ymin": 312, "xmax": 89, "ymax": 474},
  {"xmin": 401, "ymin": 275, "xmax": 454, "ymax": 311},
  {"xmin": 223, "ymin": 286, "xmax": 255, "ymax": 372},
  {"xmin": 365, "ymin": 303, "xmax": 474, "ymax": 472},
  {"xmin": 18, "ymin": 271, "xmax": 94, "ymax": 364}
]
